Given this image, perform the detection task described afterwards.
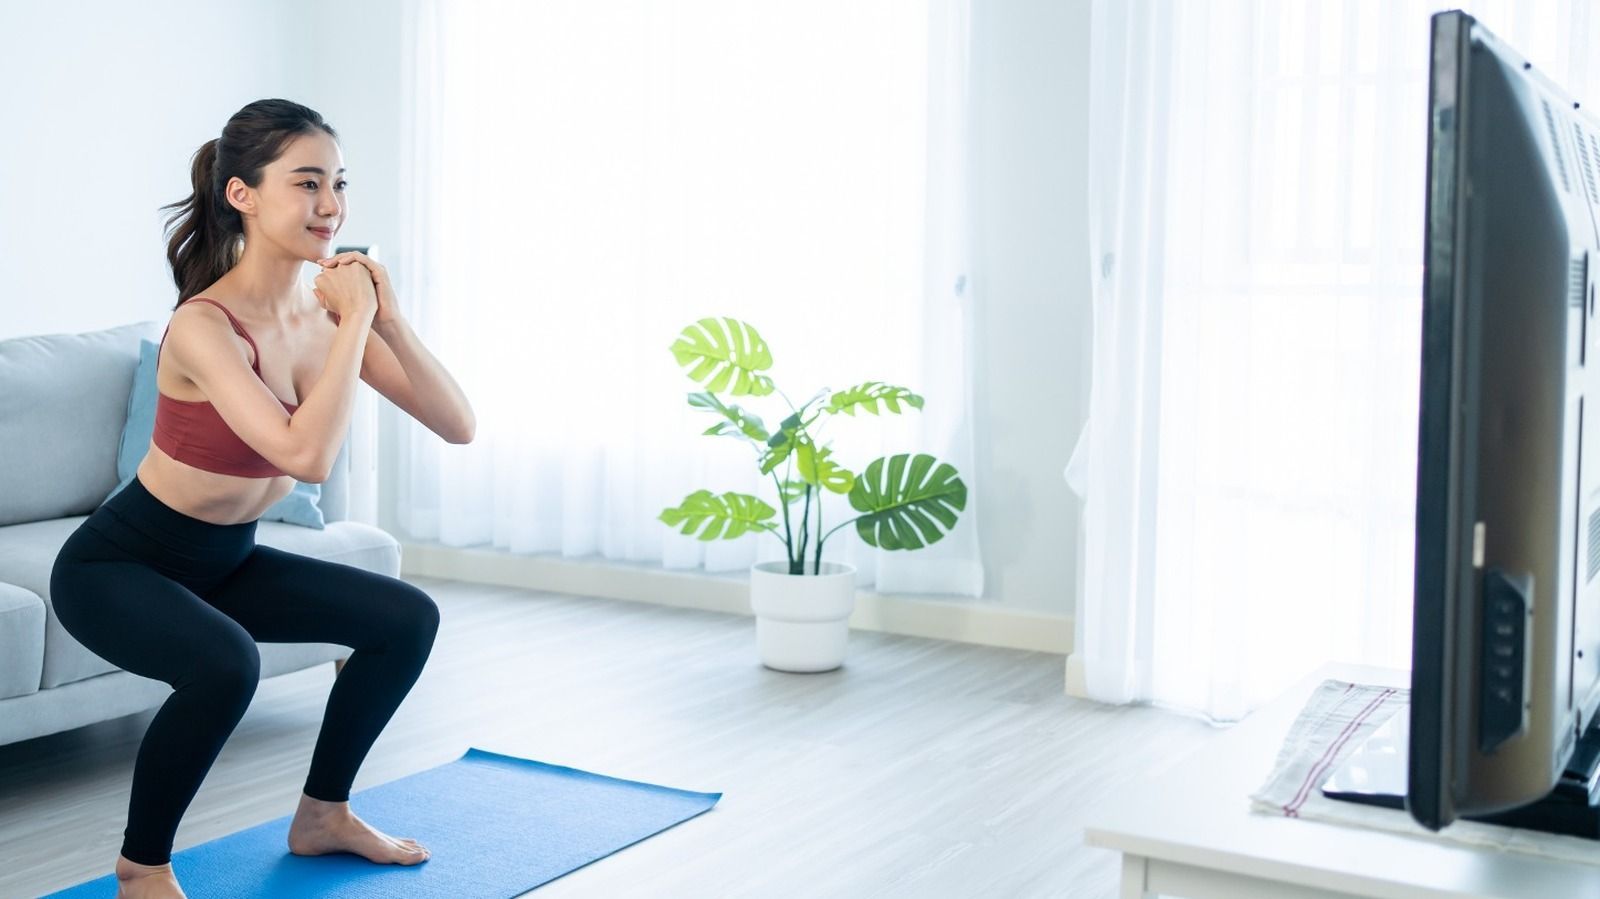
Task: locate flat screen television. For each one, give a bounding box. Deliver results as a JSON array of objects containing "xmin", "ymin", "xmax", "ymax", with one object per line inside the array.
[{"xmin": 1407, "ymin": 8, "xmax": 1600, "ymax": 832}]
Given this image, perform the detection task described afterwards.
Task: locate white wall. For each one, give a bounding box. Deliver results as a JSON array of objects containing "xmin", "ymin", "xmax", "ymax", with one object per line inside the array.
[
  {"xmin": 1, "ymin": 0, "xmax": 1093, "ymax": 624},
  {"xmin": 290, "ymin": 0, "xmax": 403, "ymax": 292},
  {"xmin": 0, "ymin": 2, "xmax": 312, "ymax": 338}
]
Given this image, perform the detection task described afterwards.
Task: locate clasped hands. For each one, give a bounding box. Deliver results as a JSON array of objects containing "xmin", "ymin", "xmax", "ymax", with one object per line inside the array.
[{"xmin": 313, "ymin": 251, "xmax": 400, "ymax": 326}]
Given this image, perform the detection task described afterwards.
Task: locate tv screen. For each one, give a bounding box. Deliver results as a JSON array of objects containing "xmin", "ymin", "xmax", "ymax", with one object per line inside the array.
[{"xmin": 1410, "ymin": 9, "xmax": 1600, "ymax": 830}]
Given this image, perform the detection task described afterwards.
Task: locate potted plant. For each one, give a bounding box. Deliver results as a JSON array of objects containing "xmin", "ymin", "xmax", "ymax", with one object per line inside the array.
[{"xmin": 658, "ymin": 317, "xmax": 968, "ymax": 673}]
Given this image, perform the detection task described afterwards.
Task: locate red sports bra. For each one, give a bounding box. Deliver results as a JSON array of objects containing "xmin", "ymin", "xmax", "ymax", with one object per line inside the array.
[{"xmin": 152, "ymin": 297, "xmax": 300, "ymax": 478}]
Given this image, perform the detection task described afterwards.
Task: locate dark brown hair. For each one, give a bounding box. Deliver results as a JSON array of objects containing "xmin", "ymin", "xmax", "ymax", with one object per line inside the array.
[{"xmin": 160, "ymin": 99, "xmax": 339, "ymax": 306}]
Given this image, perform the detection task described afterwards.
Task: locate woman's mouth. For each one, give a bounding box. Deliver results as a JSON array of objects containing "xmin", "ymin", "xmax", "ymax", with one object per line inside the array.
[{"xmin": 308, "ymin": 227, "xmax": 335, "ymax": 239}]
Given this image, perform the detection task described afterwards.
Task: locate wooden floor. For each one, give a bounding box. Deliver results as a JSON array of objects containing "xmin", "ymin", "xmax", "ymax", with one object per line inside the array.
[{"xmin": 1, "ymin": 576, "xmax": 1220, "ymax": 898}]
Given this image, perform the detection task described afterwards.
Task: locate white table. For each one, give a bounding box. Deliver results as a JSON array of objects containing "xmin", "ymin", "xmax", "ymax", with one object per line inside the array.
[{"xmin": 1083, "ymin": 662, "xmax": 1600, "ymax": 899}]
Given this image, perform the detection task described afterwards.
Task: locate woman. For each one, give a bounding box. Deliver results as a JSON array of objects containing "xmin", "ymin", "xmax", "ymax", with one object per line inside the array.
[{"xmin": 49, "ymin": 98, "xmax": 475, "ymax": 899}]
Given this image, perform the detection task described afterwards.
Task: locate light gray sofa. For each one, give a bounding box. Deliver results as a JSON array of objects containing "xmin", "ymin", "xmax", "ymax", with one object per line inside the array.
[{"xmin": 0, "ymin": 320, "xmax": 401, "ymax": 747}]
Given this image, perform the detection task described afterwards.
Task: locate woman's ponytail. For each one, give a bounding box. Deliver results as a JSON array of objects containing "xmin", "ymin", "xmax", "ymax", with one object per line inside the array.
[{"xmin": 160, "ymin": 137, "xmax": 242, "ymax": 306}]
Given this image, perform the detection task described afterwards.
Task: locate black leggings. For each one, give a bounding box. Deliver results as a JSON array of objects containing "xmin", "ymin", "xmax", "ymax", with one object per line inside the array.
[{"xmin": 49, "ymin": 475, "xmax": 440, "ymax": 867}]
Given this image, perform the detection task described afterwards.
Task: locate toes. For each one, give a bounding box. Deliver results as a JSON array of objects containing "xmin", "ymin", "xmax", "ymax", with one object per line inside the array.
[
  {"xmin": 389, "ymin": 838, "xmax": 427, "ymax": 857},
  {"xmin": 399, "ymin": 845, "xmax": 430, "ymax": 864}
]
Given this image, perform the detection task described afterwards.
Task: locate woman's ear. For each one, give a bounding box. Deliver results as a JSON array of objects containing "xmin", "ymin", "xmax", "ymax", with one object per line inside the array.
[{"xmin": 223, "ymin": 176, "xmax": 256, "ymax": 217}]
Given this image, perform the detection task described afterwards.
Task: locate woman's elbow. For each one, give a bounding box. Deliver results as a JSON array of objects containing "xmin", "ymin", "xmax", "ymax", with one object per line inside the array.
[
  {"xmin": 294, "ymin": 463, "xmax": 332, "ymax": 484},
  {"xmin": 444, "ymin": 413, "xmax": 476, "ymax": 444},
  {"xmin": 288, "ymin": 447, "xmax": 334, "ymax": 483}
]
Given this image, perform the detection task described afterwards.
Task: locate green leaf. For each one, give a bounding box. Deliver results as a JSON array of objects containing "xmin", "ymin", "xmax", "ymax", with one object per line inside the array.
[
  {"xmin": 669, "ymin": 318, "xmax": 776, "ymax": 396},
  {"xmin": 795, "ymin": 442, "xmax": 855, "ymax": 494},
  {"xmin": 847, "ymin": 453, "xmax": 966, "ymax": 550},
  {"xmin": 825, "ymin": 381, "xmax": 924, "ymax": 417},
  {"xmin": 778, "ymin": 479, "xmax": 809, "ymax": 504},
  {"xmin": 818, "ymin": 462, "xmax": 855, "ymax": 495},
  {"xmin": 770, "ymin": 412, "xmax": 804, "ymax": 442},
  {"xmin": 796, "ymin": 441, "xmax": 817, "ymax": 484},
  {"xmin": 688, "ymin": 391, "xmax": 770, "ymax": 443},
  {"xmin": 760, "ymin": 439, "xmax": 795, "ymax": 475},
  {"xmin": 659, "ymin": 490, "xmax": 780, "ymax": 542},
  {"xmin": 760, "ymin": 413, "xmax": 805, "ymax": 474}
]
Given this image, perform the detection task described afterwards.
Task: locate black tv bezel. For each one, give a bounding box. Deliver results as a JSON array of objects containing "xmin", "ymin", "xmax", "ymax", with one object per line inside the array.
[{"xmin": 1410, "ymin": 8, "xmax": 1472, "ymax": 833}]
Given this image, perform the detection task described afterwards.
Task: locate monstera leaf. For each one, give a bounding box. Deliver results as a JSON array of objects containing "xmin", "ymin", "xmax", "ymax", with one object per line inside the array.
[
  {"xmin": 795, "ymin": 442, "xmax": 855, "ymax": 495},
  {"xmin": 688, "ymin": 391, "xmax": 770, "ymax": 443},
  {"xmin": 659, "ymin": 490, "xmax": 780, "ymax": 541},
  {"xmin": 825, "ymin": 382, "xmax": 924, "ymax": 417},
  {"xmin": 754, "ymin": 388, "xmax": 841, "ymax": 474},
  {"xmin": 760, "ymin": 412, "xmax": 804, "ymax": 474},
  {"xmin": 669, "ymin": 318, "xmax": 776, "ymax": 396},
  {"xmin": 847, "ymin": 453, "xmax": 966, "ymax": 550},
  {"xmin": 777, "ymin": 479, "xmax": 810, "ymax": 505}
]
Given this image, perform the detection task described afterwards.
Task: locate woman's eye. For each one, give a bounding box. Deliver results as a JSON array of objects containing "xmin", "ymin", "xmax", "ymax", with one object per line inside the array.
[{"xmin": 302, "ymin": 181, "xmax": 349, "ymax": 191}]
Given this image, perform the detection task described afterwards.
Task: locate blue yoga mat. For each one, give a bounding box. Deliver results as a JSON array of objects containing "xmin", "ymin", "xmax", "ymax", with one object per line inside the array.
[{"xmin": 45, "ymin": 747, "xmax": 722, "ymax": 898}]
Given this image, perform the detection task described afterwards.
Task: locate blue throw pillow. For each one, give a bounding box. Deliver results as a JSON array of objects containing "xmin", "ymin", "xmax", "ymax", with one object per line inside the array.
[
  {"xmin": 262, "ymin": 479, "xmax": 325, "ymax": 529},
  {"xmin": 102, "ymin": 338, "xmax": 326, "ymax": 529}
]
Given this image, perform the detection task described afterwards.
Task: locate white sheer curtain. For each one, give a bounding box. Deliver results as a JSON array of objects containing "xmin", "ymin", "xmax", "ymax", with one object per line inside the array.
[
  {"xmin": 393, "ymin": 0, "xmax": 983, "ymax": 595},
  {"xmin": 1072, "ymin": 0, "xmax": 1600, "ymax": 721}
]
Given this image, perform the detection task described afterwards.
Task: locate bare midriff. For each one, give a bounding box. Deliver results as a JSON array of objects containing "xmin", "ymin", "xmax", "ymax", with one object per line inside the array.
[{"xmin": 135, "ymin": 446, "xmax": 296, "ymax": 525}]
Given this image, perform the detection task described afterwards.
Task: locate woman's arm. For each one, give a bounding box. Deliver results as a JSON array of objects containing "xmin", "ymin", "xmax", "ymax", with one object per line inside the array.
[
  {"xmin": 315, "ymin": 250, "xmax": 476, "ymax": 444},
  {"xmin": 292, "ymin": 306, "xmax": 378, "ymax": 480},
  {"xmin": 364, "ymin": 317, "xmax": 476, "ymax": 443},
  {"xmin": 166, "ymin": 299, "xmax": 373, "ymax": 483}
]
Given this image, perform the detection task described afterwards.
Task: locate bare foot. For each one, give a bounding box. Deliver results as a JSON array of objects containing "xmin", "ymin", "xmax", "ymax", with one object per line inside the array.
[
  {"xmin": 114, "ymin": 855, "xmax": 186, "ymax": 898},
  {"xmin": 285, "ymin": 792, "xmax": 430, "ymax": 865}
]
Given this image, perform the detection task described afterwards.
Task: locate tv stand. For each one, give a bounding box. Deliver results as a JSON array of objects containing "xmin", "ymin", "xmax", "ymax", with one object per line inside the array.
[
  {"xmin": 1321, "ymin": 706, "xmax": 1600, "ymax": 839},
  {"xmin": 1085, "ymin": 664, "xmax": 1600, "ymax": 899}
]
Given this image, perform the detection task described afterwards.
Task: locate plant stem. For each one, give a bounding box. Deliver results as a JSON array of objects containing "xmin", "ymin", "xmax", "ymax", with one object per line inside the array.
[
  {"xmin": 785, "ymin": 451, "xmax": 799, "ymax": 568},
  {"xmin": 814, "ymin": 490, "xmax": 825, "ymax": 574},
  {"xmin": 820, "ymin": 519, "xmax": 861, "ymax": 544},
  {"xmin": 772, "ymin": 470, "xmax": 795, "ymax": 567},
  {"xmin": 796, "ymin": 485, "xmax": 811, "ymax": 575}
]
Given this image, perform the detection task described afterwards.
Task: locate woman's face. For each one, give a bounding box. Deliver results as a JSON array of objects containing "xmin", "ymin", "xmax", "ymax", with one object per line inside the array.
[{"xmin": 227, "ymin": 131, "xmax": 347, "ymax": 261}]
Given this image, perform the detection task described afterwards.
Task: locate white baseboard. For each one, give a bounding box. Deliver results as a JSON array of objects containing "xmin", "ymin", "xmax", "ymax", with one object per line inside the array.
[
  {"xmin": 1064, "ymin": 651, "xmax": 1088, "ymax": 698},
  {"xmin": 399, "ymin": 542, "xmax": 1073, "ymax": 655}
]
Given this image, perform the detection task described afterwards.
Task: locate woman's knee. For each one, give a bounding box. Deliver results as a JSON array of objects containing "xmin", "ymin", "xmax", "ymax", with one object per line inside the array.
[
  {"xmin": 386, "ymin": 583, "xmax": 440, "ymax": 652},
  {"xmin": 185, "ymin": 638, "xmax": 262, "ymax": 696}
]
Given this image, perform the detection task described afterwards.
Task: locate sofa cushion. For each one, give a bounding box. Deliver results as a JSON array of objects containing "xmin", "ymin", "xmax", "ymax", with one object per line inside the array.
[
  {"xmin": 0, "ymin": 583, "xmax": 44, "ymax": 700},
  {"xmin": 0, "ymin": 515, "xmax": 402, "ymax": 690},
  {"xmin": 253, "ymin": 518, "xmax": 400, "ymax": 573},
  {"xmin": 0, "ymin": 321, "xmax": 159, "ymax": 526},
  {"xmin": 0, "ymin": 639, "xmax": 349, "ymax": 747}
]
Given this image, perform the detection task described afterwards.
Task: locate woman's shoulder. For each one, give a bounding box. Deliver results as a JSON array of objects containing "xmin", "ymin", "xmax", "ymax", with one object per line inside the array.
[
  {"xmin": 158, "ymin": 299, "xmax": 254, "ymax": 396},
  {"xmin": 168, "ymin": 294, "xmax": 244, "ymax": 339},
  {"xmin": 171, "ymin": 286, "xmax": 249, "ymax": 330}
]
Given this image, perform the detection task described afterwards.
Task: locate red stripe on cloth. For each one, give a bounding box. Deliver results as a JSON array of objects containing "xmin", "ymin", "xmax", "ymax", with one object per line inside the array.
[{"xmin": 1283, "ymin": 688, "xmax": 1398, "ymax": 816}]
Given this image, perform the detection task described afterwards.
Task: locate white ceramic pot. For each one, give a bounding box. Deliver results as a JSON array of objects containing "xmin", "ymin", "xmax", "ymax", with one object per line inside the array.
[{"xmin": 748, "ymin": 560, "xmax": 858, "ymax": 672}]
